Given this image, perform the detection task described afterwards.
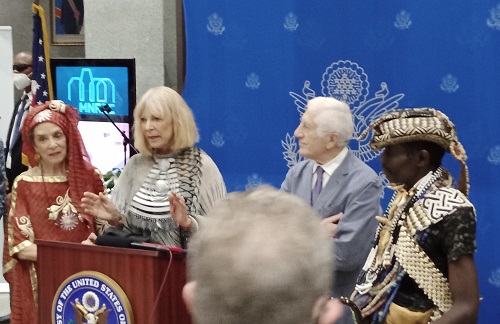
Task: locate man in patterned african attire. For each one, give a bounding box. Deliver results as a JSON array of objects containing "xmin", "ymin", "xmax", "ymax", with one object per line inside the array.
[{"xmin": 346, "ymin": 108, "xmax": 479, "ymax": 323}]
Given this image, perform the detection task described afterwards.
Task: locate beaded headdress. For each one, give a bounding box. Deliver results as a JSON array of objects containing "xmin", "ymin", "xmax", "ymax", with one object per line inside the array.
[{"xmin": 359, "ymin": 108, "xmax": 469, "ymax": 196}]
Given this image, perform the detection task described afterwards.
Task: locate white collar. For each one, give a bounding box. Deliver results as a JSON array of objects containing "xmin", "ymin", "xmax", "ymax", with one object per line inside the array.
[{"xmin": 313, "ymin": 147, "xmax": 349, "ymax": 176}]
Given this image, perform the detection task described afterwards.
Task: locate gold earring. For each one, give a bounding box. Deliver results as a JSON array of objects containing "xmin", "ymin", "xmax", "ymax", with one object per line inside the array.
[{"xmin": 35, "ymin": 153, "xmax": 41, "ymax": 164}]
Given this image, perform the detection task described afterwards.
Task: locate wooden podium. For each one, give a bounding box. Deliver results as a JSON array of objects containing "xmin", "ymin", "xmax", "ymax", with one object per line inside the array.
[{"xmin": 36, "ymin": 239, "xmax": 191, "ymax": 324}]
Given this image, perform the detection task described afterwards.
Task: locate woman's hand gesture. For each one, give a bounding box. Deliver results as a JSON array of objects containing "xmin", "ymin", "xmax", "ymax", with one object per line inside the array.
[
  {"xmin": 82, "ymin": 192, "xmax": 121, "ymax": 226},
  {"xmin": 169, "ymin": 191, "xmax": 192, "ymax": 229}
]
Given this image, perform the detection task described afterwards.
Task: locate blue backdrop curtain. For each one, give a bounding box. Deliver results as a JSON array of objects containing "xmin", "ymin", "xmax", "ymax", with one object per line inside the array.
[{"xmin": 182, "ymin": 1, "xmax": 500, "ymax": 322}]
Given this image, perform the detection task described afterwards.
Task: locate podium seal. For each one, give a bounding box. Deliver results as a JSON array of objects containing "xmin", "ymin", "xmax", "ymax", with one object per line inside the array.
[{"xmin": 52, "ymin": 270, "xmax": 134, "ymax": 324}]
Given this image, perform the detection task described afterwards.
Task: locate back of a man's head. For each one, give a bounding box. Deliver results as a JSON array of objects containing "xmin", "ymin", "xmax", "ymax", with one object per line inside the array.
[{"xmin": 187, "ymin": 186, "xmax": 333, "ymax": 324}]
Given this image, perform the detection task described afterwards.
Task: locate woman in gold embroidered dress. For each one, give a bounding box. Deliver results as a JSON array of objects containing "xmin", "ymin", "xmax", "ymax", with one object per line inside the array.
[{"xmin": 2, "ymin": 100, "xmax": 105, "ymax": 324}]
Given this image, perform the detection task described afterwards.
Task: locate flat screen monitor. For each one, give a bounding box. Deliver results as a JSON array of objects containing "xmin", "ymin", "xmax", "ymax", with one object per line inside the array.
[
  {"xmin": 50, "ymin": 58, "xmax": 136, "ymax": 121},
  {"xmin": 50, "ymin": 58, "xmax": 136, "ymax": 174}
]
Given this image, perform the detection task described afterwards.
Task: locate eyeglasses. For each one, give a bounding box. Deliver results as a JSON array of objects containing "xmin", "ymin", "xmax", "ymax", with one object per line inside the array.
[{"xmin": 13, "ymin": 64, "xmax": 32, "ymax": 72}]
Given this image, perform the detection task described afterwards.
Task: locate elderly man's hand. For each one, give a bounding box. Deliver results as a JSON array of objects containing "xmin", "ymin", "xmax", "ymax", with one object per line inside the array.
[
  {"xmin": 312, "ymin": 296, "xmax": 344, "ymax": 324},
  {"xmin": 320, "ymin": 212, "xmax": 343, "ymax": 238}
]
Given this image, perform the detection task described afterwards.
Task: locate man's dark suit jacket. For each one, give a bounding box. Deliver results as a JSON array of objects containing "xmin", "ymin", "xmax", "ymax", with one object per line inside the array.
[{"xmin": 5, "ymin": 97, "xmax": 29, "ymax": 191}]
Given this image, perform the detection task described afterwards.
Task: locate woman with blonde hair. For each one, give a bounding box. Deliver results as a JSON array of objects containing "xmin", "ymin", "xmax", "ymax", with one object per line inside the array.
[{"xmin": 82, "ymin": 86, "xmax": 226, "ymax": 248}]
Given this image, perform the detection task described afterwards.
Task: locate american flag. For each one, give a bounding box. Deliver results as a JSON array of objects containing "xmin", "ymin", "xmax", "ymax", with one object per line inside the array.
[{"xmin": 31, "ymin": 4, "xmax": 53, "ymax": 106}]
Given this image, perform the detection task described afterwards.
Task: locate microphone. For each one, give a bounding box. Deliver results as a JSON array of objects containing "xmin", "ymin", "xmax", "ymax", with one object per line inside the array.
[
  {"xmin": 98, "ymin": 103, "xmax": 139, "ymax": 156},
  {"xmin": 99, "ymin": 104, "xmax": 112, "ymax": 113},
  {"xmin": 95, "ymin": 234, "xmax": 134, "ymax": 248}
]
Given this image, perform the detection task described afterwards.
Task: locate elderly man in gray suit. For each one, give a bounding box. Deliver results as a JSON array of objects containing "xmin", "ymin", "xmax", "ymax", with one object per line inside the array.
[{"xmin": 281, "ymin": 96, "xmax": 382, "ymax": 324}]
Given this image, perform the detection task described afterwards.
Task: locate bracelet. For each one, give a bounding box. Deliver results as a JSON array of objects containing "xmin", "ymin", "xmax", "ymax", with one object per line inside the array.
[
  {"xmin": 182, "ymin": 217, "xmax": 193, "ymax": 230},
  {"xmin": 339, "ymin": 296, "xmax": 363, "ymax": 323}
]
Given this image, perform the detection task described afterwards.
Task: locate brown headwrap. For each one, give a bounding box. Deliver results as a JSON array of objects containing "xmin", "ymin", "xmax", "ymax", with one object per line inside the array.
[
  {"xmin": 359, "ymin": 108, "xmax": 469, "ymax": 196},
  {"xmin": 22, "ymin": 100, "xmax": 100, "ymax": 221}
]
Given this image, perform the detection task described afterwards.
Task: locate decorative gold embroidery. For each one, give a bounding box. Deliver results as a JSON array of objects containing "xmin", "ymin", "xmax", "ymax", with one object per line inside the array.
[
  {"xmin": 16, "ymin": 216, "xmax": 34, "ymax": 239},
  {"xmin": 47, "ymin": 189, "xmax": 81, "ymax": 230}
]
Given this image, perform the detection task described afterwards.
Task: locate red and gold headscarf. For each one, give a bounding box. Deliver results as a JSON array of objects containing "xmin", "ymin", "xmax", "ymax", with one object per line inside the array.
[{"xmin": 22, "ymin": 100, "xmax": 100, "ymax": 221}]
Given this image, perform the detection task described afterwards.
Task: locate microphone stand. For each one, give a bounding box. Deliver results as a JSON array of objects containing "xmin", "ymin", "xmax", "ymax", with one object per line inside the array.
[{"xmin": 99, "ymin": 104, "xmax": 138, "ymax": 166}]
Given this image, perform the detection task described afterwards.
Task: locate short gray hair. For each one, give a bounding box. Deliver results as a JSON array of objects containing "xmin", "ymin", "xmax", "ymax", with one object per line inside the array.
[
  {"xmin": 188, "ymin": 186, "xmax": 333, "ymax": 324},
  {"xmin": 307, "ymin": 96, "xmax": 354, "ymax": 147}
]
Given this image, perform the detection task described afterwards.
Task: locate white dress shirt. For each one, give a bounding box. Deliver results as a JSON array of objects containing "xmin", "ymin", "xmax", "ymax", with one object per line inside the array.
[{"xmin": 312, "ymin": 146, "xmax": 349, "ymax": 189}]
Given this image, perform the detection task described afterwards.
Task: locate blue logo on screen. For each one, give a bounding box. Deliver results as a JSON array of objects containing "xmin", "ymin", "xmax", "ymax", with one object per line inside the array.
[{"xmin": 56, "ymin": 66, "xmax": 129, "ymax": 117}]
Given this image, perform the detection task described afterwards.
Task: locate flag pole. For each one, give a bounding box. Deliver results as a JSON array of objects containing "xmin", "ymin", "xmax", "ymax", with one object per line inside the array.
[{"xmin": 31, "ymin": 1, "xmax": 54, "ymax": 102}]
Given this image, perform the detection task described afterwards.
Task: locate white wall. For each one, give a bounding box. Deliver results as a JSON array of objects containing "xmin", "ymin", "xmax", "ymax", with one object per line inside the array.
[
  {"xmin": 0, "ymin": 26, "xmax": 12, "ymax": 291},
  {"xmin": 84, "ymin": 0, "xmax": 180, "ymax": 99},
  {"xmin": 0, "ymin": 25, "xmax": 12, "ymax": 289},
  {"xmin": 0, "ymin": 26, "xmax": 14, "ymax": 141}
]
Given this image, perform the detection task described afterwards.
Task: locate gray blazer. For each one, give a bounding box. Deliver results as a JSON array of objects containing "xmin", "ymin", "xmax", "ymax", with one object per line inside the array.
[{"xmin": 282, "ymin": 150, "xmax": 382, "ymax": 323}]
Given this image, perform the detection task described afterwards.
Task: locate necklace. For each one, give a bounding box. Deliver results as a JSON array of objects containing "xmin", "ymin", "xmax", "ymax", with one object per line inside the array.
[
  {"xmin": 40, "ymin": 163, "xmax": 53, "ymax": 212},
  {"xmin": 146, "ymin": 156, "xmax": 179, "ymax": 200},
  {"xmin": 154, "ymin": 158, "xmax": 172, "ymax": 193},
  {"xmin": 364, "ymin": 167, "xmax": 444, "ymax": 276}
]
